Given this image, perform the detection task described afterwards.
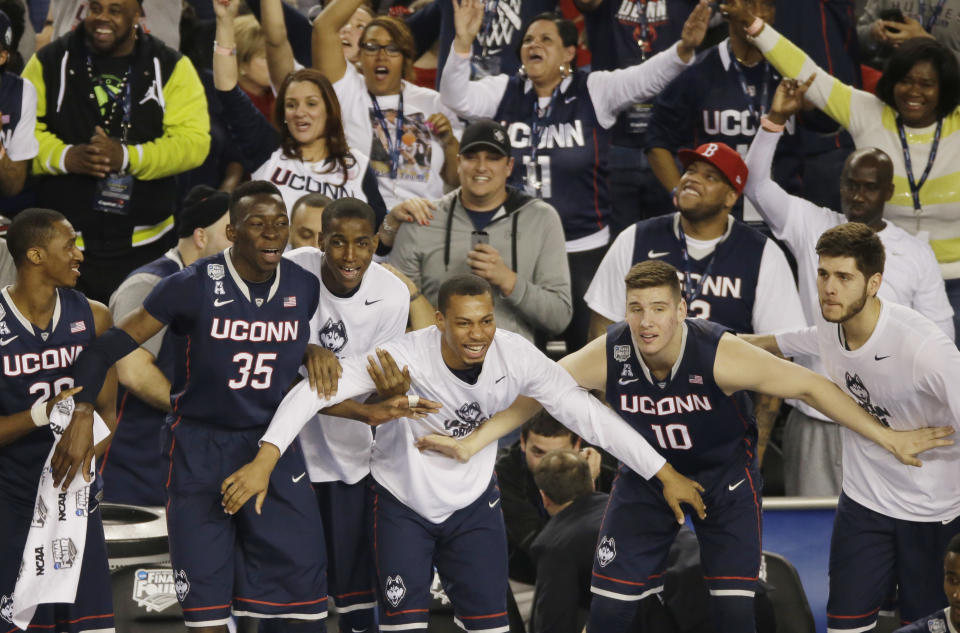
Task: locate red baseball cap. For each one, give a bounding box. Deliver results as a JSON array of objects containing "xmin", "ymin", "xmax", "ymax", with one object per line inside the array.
[{"xmin": 677, "ymin": 142, "xmax": 749, "ymax": 195}]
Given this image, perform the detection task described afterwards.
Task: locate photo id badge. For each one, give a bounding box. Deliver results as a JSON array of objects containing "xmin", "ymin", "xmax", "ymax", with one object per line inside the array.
[{"xmin": 93, "ymin": 172, "xmax": 134, "ymax": 216}]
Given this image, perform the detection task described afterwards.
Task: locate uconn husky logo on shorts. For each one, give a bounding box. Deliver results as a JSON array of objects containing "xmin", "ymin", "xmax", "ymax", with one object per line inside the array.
[
  {"xmin": 174, "ymin": 569, "xmax": 190, "ymax": 601},
  {"xmin": 385, "ymin": 575, "xmax": 406, "ymax": 607},
  {"xmin": 845, "ymin": 372, "xmax": 891, "ymax": 427},
  {"xmin": 0, "ymin": 594, "xmax": 13, "ymax": 623},
  {"xmin": 444, "ymin": 402, "xmax": 488, "ymax": 438},
  {"xmin": 318, "ymin": 318, "xmax": 348, "ymax": 354},
  {"xmin": 597, "ymin": 536, "xmax": 617, "ymax": 567}
]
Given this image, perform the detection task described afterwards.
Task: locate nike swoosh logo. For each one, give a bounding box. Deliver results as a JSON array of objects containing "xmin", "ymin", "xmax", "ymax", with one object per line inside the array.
[
  {"xmin": 489, "ymin": 498, "xmax": 500, "ymax": 508},
  {"xmin": 214, "ymin": 298, "xmax": 234, "ymax": 307},
  {"xmin": 648, "ymin": 250, "xmax": 669, "ymax": 259},
  {"xmin": 874, "ymin": 354, "xmax": 890, "ymax": 361},
  {"xmin": 0, "ymin": 336, "xmax": 18, "ymax": 346},
  {"xmin": 728, "ymin": 479, "xmax": 745, "ymax": 492},
  {"xmin": 351, "ymin": 629, "xmax": 369, "ymax": 633},
  {"xmin": 292, "ymin": 472, "xmax": 307, "ymax": 483},
  {"xmin": 365, "ymin": 299, "xmax": 382, "ymax": 306},
  {"xmin": 495, "ymin": 376, "xmax": 506, "ymax": 383},
  {"xmin": 564, "ymin": 96, "xmax": 576, "ymax": 104},
  {"xmin": 618, "ymin": 378, "xmax": 639, "ymax": 385}
]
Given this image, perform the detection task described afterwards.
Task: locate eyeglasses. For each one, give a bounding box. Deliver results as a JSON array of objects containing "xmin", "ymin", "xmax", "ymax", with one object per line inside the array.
[{"xmin": 359, "ymin": 41, "xmax": 403, "ymax": 56}]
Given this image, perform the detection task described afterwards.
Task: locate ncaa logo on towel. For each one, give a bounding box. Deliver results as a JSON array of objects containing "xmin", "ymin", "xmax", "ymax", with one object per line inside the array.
[
  {"xmin": 174, "ymin": 569, "xmax": 191, "ymax": 601},
  {"xmin": 613, "ymin": 345, "xmax": 631, "ymax": 362},
  {"xmin": 597, "ymin": 536, "xmax": 617, "ymax": 568},
  {"xmin": 207, "ymin": 263, "xmax": 225, "ymax": 281},
  {"xmin": 385, "ymin": 575, "xmax": 406, "ymax": 607}
]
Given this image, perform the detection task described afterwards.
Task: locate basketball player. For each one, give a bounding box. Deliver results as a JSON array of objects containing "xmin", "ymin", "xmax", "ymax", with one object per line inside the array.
[
  {"xmin": 0, "ymin": 208, "xmax": 118, "ymax": 632},
  {"xmin": 220, "ymin": 273, "xmax": 706, "ymax": 633},
  {"xmin": 418, "ymin": 259, "xmax": 953, "ymax": 633},
  {"xmin": 892, "ymin": 533, "xmax": 960, "ymax": 632},
  {"xmin": 745, "ymin": 223, "xmax": 960, "ymax": 633}
]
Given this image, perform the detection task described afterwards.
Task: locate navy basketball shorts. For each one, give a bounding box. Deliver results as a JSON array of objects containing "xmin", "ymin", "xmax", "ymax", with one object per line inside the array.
[
  {"xmin": 369, "ymin": 477, "xmax": 509, "ymax": 633},
  {"xmin": 0, "ymin": 486, "xmax": 115, "ymax": 633},
  {"xmin": 588, "ymin": 462, "xmax": 762, "ymax": 633},
  {"xmin": 827, "ymin": 492, "xmax": 960, "ymax": 632},
  {"xmin": 313, "ymin": 479, "xmax": 376, "ymax": 627},
  {"xmin": 163, "ymin": 421, "xmax": 328, "ymax": 628}
]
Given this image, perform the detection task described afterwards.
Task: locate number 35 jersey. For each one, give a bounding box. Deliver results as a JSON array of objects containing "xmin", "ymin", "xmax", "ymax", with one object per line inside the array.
[
  {"xmin": 143, "ymin": 250, "xmax": 320, "ymax": 429},
  {"xmin": 605, "ymin": 318, "xmax": 757, "ymax": 480}
]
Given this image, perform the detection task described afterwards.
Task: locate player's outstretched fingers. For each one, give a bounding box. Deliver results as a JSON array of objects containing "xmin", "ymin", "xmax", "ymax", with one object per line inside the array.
[
  {"xmin": 254, "ymin": 490, "xmax": 267, "ymax": 515},
  {"xmin": 412, "ymin": 397, "xmax": 442, "ymax": 416}
]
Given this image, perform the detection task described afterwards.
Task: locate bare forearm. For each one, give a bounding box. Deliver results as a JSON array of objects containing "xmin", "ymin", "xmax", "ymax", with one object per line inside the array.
[
  {"xmin": 588, "ymin": 311, "xmax": 614, "ymax": 342},
  {"xmin": 753, "ymin": 393, "xmax": 780, "ymax": 465},
  {"xmin": 213, "ymin": 15, "xmax": 239, "ymax": 91},
  {"xmin": 739, "ymin": 333, "xmax": 783, "ymax": 356},
  {"xmin": 261, "ymin": 0, "xmax": 296, "ymax": 88},
  {"xmin": 646, "ymin": 148, "xmax": 681, "ymax": 192},
  {"xmin": 322, "ymin": 399, "xmax": 376, "ymax": 423},
  {"xmin": 440, "ymin": 141, "xmax": 460, "ymax": 186},
  {"xmin": 0, "ymin": 409, "xmax": 46, "ymax": 448},
  {"xmin": 116, "ymin": 355, "xmax": 172, "ymax": 412},
  {"xmin": 408, "ymin": 294, "xmax": 437, "ymax": 330},
  {"xmin": 802, "ymin": 377, "xmax": 891, "ymax": 449},
  {"xmin": 467, "ymin": 396, "xmax": 543, "ymax": 454},
  {"xmin": 0, "ymin": 157, "xmax": 27, "ymax": 197}
]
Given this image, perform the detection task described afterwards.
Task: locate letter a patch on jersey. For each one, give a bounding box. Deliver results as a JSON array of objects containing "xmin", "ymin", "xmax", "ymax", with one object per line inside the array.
[
  {"xmin": 613, "ymin": 345, "xmax": 631, "ymax": 362},
  {"xmin": 385, "ymin": 575, "xmax": 406, "ymax": 607},
  {"xmin": 597, "ymin": 536, "xmax": 616, "ymax": 567}
]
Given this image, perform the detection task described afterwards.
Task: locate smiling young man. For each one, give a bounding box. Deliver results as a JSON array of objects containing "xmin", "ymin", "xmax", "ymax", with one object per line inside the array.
[
  {"xmin": 744, "ymin": 223, "xmax": 960, "ymax": 633},
  {"xmin": 222, "ymin": 273, "xmax": 704, "ymax": 633},
  {"xmin": 893, "ymin": 533, "xmax": 960, "ymax": 633}
]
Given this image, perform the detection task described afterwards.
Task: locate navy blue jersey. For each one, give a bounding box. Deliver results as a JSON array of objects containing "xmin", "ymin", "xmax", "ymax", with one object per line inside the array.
[
  {"xmin": 646, "ymin": 41, "xmax": 803, "ymax": 194},
  {"xmin": 894, "ymin": 609, "xmax": 951, "ymax": 633},
  {"xmin": 494, "ymin": 71, "xmax": 610, "ymax": 240},
  {"xmin": 630, "ymin": 215, "xmax": 764, "ymax": 333},
  {"xmin": 0, "ymin": 71, "xmax": 26, "ymax": 153},
  {"xmin": 605, "ymin": 318, "xmax": 756, "ymax": 478},
  {"xmin": 583, "ymin": 0, "xmax": 695, "ymax": 147},
  {"xmin": 0, "ymin": 288, "xmax": 96, "ymax": 505},
  {"xmin": 142, "ymin": 252, "xmax": 320, "ymax": 429}
]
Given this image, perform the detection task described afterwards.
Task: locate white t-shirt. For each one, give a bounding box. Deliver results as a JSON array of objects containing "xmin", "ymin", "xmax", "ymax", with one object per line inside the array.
[
  {"xmin": 253, "ymin": 148, "xmax": 371, "ymax": 218},
  {"xmin": 334, "ymin": 64, "xmax": 462, "ymax": 210},
  {"xmin": 284, "ymin": 249, "xmax": 409, "ymax": 484},
  {"xmin": 584, "ymin": 214, "xmax": 807, "ymax": 334},
  {"xmin": 261, "ymin": 327, "xmax": 666, "ymax": 523},
  {"xmin": 1, "ymin": 76, "xmax": 38, "ymax": 162},
  {"xmin": 776, "ymin": 301, "xmax": 960, "ymax": 522}
]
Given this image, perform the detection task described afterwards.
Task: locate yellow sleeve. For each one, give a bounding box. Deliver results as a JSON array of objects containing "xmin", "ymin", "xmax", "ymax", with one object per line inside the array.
[{"xmin": 22, "ymin": 54, "xmax": 71, "ymax": 175}]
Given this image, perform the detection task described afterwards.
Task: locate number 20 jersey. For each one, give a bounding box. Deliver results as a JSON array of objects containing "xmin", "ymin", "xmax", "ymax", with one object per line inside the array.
[
  {"xmin": 142, "ymin": 251, "xmax": 320, "ymax": 429},
  {"xmin": 605, "ymin": 318, "xmax": 757, "ymax": 479}
]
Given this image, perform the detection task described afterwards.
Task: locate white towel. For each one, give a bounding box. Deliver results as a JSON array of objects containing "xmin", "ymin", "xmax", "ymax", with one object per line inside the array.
[{"xmin": 11, "ymin": 398, "xmax": 110, "ymax": 630}]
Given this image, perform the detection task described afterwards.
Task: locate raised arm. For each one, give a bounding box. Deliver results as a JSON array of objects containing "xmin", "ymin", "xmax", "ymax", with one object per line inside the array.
[
  {"xmin": 714, "ymin": 332, "xmax": 954, "ymax": 465},
  {"xmin": 260, "ymin": 0, "xmax": 297, "ymax": 89},
  {"xmin": 311, "ymin": 0, "xmax": 362, "ymax": 83}
]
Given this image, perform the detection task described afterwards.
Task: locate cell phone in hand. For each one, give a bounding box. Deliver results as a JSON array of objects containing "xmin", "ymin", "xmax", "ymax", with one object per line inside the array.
[
  {"xmin": 879, "ymin": 7, "xmax": 905, "ymax": 30},
  {"xmin": 470, "ymin": 231, "xmax": 489, "ymax": 249}
]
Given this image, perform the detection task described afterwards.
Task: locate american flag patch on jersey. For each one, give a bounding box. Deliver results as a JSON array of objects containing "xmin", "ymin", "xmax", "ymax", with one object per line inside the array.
[
  {"xmin": 283, "ymin": 296, "xmax": 297, "ymax": 308},
  {"xmin": 689, "ymin": 374, "xmax": 703, "ymax": 384},
  {"xmin": 70, "ymin": 321, "xmax": 86, "ymax": 334}
]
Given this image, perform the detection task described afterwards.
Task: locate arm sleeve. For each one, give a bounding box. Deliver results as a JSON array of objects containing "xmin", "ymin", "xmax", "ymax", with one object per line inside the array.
[
  {"xmin": 127, "ymin": 56, "xmax": 211, "ymax": 180},
  {"xmin": 217, "ymin": 85, "xmax": 281, "ymax": 173},
  {"xmin": 643, "ymin": 69, "xmax": 694, "ymax": 152},
  {"xmin": 583, "ymin": 227, "xmax": 633, "ymax": 322},
  {"xmin": 7, "ymin": 80, "xmax": 39, "ymax": 161},
  {"xmin": 774, "ymin": 326, "xmax": 820, "ymax": 358},
  {"xmin": 911, "ymin": 243, "xmax": 956, "ymax": 341},
  {"xmin": 438, "ymin": 50, "xmax": 509, "ymax": 120},
  {"xmin": 23, "ymin": 54, "xmax": 72, "ymax": 176},
  {"xmin": 500, "ymin": 204, "xmax": 573, "ymax": 335},
  {"xmin": 752, "ymin": 240, "xmax": 808, "ymax": 334},
  {"xmin": 259, "ymin": 355, "xmax": 378, "ymax": 454},
  {"xmin": 750, "ymin": 23, "xmax": 885, "ymax": 136},
  {"xmin": 110, "ymin": 276, "xmax": 168, "ymax": 358},
  {"xmin": 404, "ymin": 0, "xmax": 442, "ymax": 59},
  {"xmin": 586, "ymin": 42, "xmax": 693, "ymax": 129},
  {"xmin": 531, "ymin": 549, "xmax": 582, "ymax": 633}
]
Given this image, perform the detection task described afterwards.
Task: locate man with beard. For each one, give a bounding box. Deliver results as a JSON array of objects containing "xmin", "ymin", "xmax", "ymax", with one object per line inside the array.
[
  {"xmin": 746, "ymin": 223, "xmax": 960, "ymax": 633},
  {"xmin": 743, "ymin": 76, "xmax": 954, "ymax": 496}
]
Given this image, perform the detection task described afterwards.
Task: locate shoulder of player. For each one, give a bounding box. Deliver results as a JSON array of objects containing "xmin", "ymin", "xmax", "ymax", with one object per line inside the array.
[
  {"xmin": 84, "ymin": 297, "xmax": 114, "ymax": 335},
  {"xmin": 365, "ymin": 262, "xmax": 411, "ymax": 304},
  {"xmin": 283, "ymin": 246, "xmax": 323, "ymax": 274}
]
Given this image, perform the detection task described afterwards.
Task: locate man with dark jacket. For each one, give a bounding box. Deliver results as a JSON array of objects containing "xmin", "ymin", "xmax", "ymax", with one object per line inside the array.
[{"xmin": 22, "ymin": 0, "xmax": 209, "ymax": 302}]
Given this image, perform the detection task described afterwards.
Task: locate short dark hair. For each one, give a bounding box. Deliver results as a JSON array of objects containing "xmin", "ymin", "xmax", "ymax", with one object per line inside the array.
[
  {"xmin": 947, "ymin": 533, "xmax": 960, "ymax": 556},
  {"xmin": 815, "ymin": 223, "xmax": 886, "ymax": 279},
  {"xmin": 520, "ymin": 13, "xmax": 579, "ymax": 71},
  {"xmin": 437, "ymin": 274, "xmax": 494, "ymax": 314},
  {"xmin": 320, "ymin": 197, "xmax": 377, "ymax": 235},
  {"xmin": 534, "ymin": 450, "xmax": 592, "ymax": 505},
  {"xmin": 876, "ymin": 38, "xmax": 960, "ymax": 120},
  {"xmin": 7, "ymin": 208, "xmax": 68, "ymax": 266},
  {"xmin": 228, "ymin": 180, "xmax": 284, "ymax": 223},
  {"xmin": 521, "ymin": 410, "xmax": 576, "ymax": 442},
  {"xmin": 292, "ymin": 193, "xmax": 334, "ymax": 218},
  {"xmin": 625, "ymin": 260, "xmax": 682, "ymax": 301}
]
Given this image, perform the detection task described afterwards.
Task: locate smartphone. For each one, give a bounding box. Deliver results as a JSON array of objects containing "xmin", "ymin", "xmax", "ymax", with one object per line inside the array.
[
  {"xmin": 879, "ymin": 7, "xmax": 905, "ymax": 31},
  {"xmin": 470, "ymin": 231, "xmax": 489, "ymax": 249}
]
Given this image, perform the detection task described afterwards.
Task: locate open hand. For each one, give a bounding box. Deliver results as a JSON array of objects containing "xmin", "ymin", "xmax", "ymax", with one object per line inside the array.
[
  {"xmin": 452, "ymin": 0, "xmax": 485, "ymax": 54},
  {"xmin": 361, "ymin": 393, "xmax": 442, "ymax": 426},
  {"xmin": 220, "ymin": 445, "xmax": 280, "ymax": 515},
  {"xmin": 881, "ymin": 16, "xmax": 935, "ymax": 46},
  {"xmin": 655, "ymin": 463, "xmax": 706, "ymax": 524},
  {"xmin": 677, "ymin": 0, "xmax": 711, "ymax": 61},
  {"xmin": 415, "ymin": 432, "xmax": 476, "ymax": 462},
  {"xmin": 367, "ymin": 347, "xmax": 412, "ymax": 398},
  {"xmin": 303, "ymin": 344, "xmax": 342, "ymax": 397},
  {"xmin": 886, "ymin": 426, "xmax": 954, "ymax": 467},
  {"xmin": 389, "ymin": 198, "xmax": 436, "ymax": 227}
]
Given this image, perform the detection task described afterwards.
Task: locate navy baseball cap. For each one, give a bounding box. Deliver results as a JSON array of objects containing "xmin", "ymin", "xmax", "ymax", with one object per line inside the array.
[
  {"xmin": 460, "ymin": 120, "xmax": 512, "ymax": 157},
  {"xmin": 179, "ymin": 186, "xmax": 229, "ymax": 238},
  {"xmin": 0, "ymin": 10, "xmax": 13, "ymax": 52}
]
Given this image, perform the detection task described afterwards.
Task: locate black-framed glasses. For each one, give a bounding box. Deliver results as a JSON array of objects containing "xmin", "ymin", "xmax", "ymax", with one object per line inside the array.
[{"xmin": 360, "ymin": 41, "xmax": 403, "ymax": 56}]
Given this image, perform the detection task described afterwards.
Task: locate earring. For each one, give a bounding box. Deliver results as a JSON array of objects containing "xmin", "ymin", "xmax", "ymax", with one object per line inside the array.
[{"xmin": 518, "ymin": 64, "xmax": 528, "ymax": 78}]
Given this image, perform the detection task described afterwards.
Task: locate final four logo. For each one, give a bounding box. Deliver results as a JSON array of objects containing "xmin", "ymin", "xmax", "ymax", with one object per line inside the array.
[
  {"xmin": 385, "ymin": 575, "xmax": 406, "ymax": 607},
  {"xmin": 613, "ymin": 345, "xmax": 631, "ymax": 362},
  {"xmin": 318, "ymin": 318, "xmax": 348, "ymax": 354},
  {"xmin": 207, "ymin": 263, "xmax": 225, "ymax": 281},
  {"xmin": 597, "ymin": 536, "xmax": 617, "ymax": 568},
  {"xmin": 132, "ymin": 569, "xmax": 180, "ymax": 613},
  {"xmin": 52, "ymin": 538, "xmax": 78, "ymax": 570}
]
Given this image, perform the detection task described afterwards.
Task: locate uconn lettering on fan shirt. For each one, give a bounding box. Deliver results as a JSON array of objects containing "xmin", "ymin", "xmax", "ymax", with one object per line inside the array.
[{"xmin": 264, "ymin": 168, "xmax": 360, "ymax": 200}]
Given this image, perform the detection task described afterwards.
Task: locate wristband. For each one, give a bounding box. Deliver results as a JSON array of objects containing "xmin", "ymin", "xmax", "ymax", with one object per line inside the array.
[
  {"xmin": 760, "ymin": 116, "xmax": 785, "ymax": 133},
  {"xmin": 213, "ymin": 41, "xmax": 237, "ymax": 56},
  {"xmin": 31, "ymin": 400, "xmax": 50, "ymax": 427},
  {"xmin": 410, "ymin": 290, "xmax": 422, "ymax": 302},
  {"xmin": 381, "ymin": 218, "xmax": 400, "ymax": 235},
  {"xmin": 746, "ymin": 17, "xmax": 765, "ymax": 37}
]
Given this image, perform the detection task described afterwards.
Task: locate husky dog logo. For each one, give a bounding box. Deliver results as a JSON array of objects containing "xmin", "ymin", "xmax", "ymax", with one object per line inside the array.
[
  {"xmin": 207, "ymin": 263, "xmax": 225, "ymax": 281},
  {"xmin": 845, "ymin": 372, "xmax": 891, "ymax": 426},
  {"xmin": 0, "ymin": 321, "xmax": 9, "ymax": 336},
  {"xmin": 174, "ymin": 570, "xmax": 190, "ymax": 602},
  {"xmin": 613, "ymin": 345, "xmax": 631, "ymax": 362},
  {"xmin": 31, "ymin": 497, "xmax": 48, "ymax": 528},
  {"xmin": 52, "ymin": 538, "xmax": 78, "ymax": 570},
  {"xmin": 318, "ymin": 318, "xmax": 348, "ymax": 354},
  {"xmin": 597, "ymin": 536, "xmax": 617, "ymax": 568},
  {"xmin": 385, "ymin": 575, "xmax": 406, "ymax": 607},
  {"xmin": 0, "ymin": 594, "xmax": 13, "ymax": 623},
  {"xmin": 444, "ymin": 402, "xmax": 487, "ymax": 438}
]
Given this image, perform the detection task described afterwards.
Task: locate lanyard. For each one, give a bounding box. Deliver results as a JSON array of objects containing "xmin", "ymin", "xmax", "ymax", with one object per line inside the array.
[
  {"xmin": 630, "ymin": 0, "xmax": 651, "ymax": 60},
  {"xmin": 676, "ymin": 220, "xmax": 718, "ymax": 308},
  {"xmin": 896, "ymin": 116, "xmax": 942, "ymax": 213},
  {"xmin": 527, "ymin": 84, "xmax": 561, "ymax": 196},
  {"xmin": 727, "ymin": 42, "xmax": 772, "ymax": 125},
  {"xmin": 86, "ymin": 56, "xmax": 132, "ymax": 141},
  {"xmin": 918, "ymin": 0, "xmax": 947, "ymax": 31},
  {"xmin": 369, "ymin": 91, "xmax": 404, "ymax": 179}
]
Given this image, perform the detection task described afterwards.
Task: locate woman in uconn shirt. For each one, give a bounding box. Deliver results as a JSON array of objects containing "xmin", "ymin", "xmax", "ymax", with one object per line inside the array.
[{"xmin": 440, "ymin": 0, "xmax": 710, "ymax": 352}]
